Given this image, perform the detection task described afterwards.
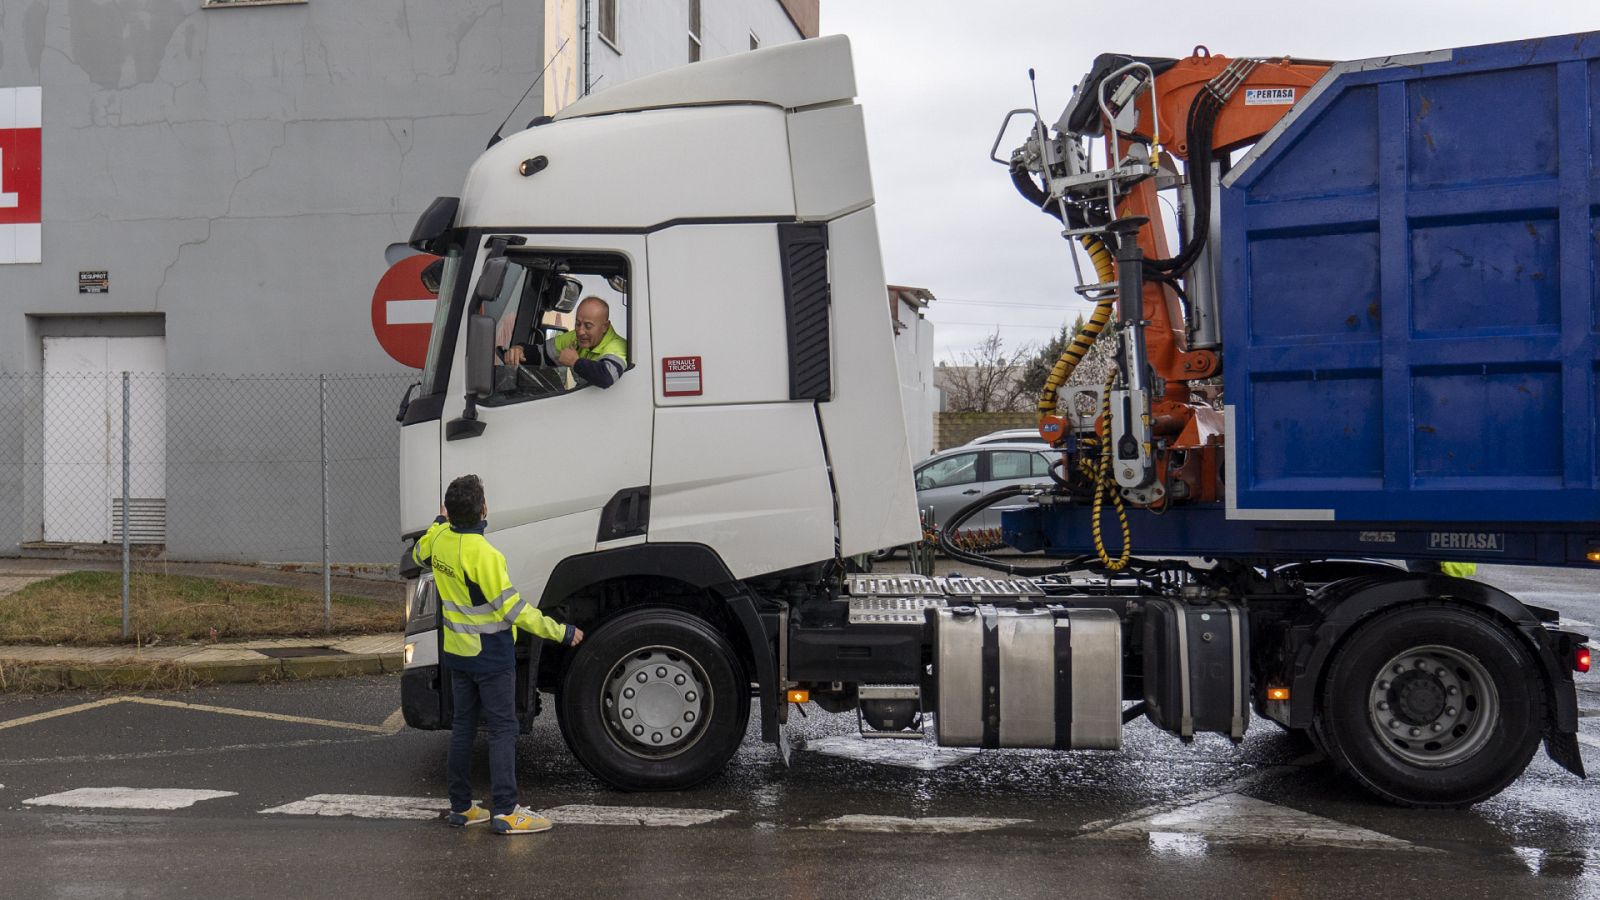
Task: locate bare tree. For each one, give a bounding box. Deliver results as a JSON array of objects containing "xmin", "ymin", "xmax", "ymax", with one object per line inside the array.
[{"xmin": 937, "ymin": 330, "xmax": 1035, "ymax": 412}]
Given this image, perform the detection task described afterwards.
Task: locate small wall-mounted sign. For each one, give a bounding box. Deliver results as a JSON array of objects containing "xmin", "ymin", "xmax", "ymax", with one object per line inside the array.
[
  {"xmin": 662, "ymin": 356, "xmax": 703, "ymax": 396},
  {"xmin": 78, "ymin": 270, "xmax": 108, "ymax": 294}
]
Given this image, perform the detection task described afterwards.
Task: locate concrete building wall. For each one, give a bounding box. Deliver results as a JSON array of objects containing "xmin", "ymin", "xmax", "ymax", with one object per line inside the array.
[
  {"xmin": 589, "ymin": 0, "xmax": 804, "ymax": 90},
  {"xmin": 895, "ymin": 314, "xmax": 939, "ymax": 461},
  {"xmin": 0, "ymin": 0, "xmax": 806, "ymax": 562}
]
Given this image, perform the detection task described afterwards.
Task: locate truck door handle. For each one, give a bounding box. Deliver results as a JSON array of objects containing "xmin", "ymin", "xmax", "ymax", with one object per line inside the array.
[{"xmin": 963, "ymin": 489, "xmax": 980, "ymax": 495}]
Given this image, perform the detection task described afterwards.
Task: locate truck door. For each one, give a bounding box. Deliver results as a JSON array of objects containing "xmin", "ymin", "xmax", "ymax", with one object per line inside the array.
[{"xmin": 436, "ymin": 234, "xmax": 653, "ymax": 607}]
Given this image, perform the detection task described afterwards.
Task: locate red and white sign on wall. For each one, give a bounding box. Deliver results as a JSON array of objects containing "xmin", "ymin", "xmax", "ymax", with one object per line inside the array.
[
  {"xmin": 662, "ymin": 356, "xmax": 703, "ymax": 396},
  {"xmin": 0, "ymin": 87, "xmax": 42, "ymax": 265},
  {"xmin": 370, "ymin": 254, "xmax": 440, "ymax": 369}
]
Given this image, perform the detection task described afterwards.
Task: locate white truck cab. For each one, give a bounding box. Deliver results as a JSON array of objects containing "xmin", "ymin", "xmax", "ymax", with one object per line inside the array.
[{"xmin": 398, "ymin": 36, "xmax": 922, "ymax": 789}]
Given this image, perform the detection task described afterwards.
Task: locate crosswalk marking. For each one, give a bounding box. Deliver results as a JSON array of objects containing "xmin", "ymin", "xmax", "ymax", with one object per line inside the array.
[
  {"xmin": 1083, "ymin": 792, "xmax": 1431, "ymax": 852},
  {"xmin": 800, "ymin": 734, "xmax": 979, "ymax": 771},
  {"xmin": 23, "ymin": 787, "xmax": 237, "ymax": 810},
  {"xmin": 546, "ymin": 804, "xmax": 735, "ymax": 827},
  {"xmin": 261, "ymin": 794, "xmax": 443, "ymax": 820},
  {"xmin": 813, "ymin": 814, "xmax": 1029, "ymax": 834}
]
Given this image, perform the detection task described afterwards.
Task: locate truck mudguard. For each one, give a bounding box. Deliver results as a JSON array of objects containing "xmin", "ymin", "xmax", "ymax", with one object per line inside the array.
[
  {"xmin": 1282, "ymin": 575, "xmax": 1579, "ymax": 734},
  {"xmin": 539, "ymin": 542, "xmax": 782, "ymax": 743}
]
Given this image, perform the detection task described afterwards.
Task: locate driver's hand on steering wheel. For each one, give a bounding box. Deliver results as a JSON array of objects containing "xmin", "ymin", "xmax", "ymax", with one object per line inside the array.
[{"xmin": 502, "ymin": 345, "xmax": 525, "ymax": 367}]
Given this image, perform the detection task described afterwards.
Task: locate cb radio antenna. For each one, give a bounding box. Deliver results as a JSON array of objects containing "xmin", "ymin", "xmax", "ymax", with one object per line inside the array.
[{"xmin": 487, "ymin": 36, "xmax": 571, "ymax": 149}]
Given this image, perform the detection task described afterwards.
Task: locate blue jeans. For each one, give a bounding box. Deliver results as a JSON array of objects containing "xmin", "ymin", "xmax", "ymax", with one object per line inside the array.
[{"xmin": 447, "ymin": 666, "xmax": 519, "ymax": 816}]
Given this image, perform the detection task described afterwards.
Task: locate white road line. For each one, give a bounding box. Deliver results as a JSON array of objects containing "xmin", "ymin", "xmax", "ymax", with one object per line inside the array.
[
  {"xmin": 260, "ymin": 794, "xmax": 444, "ymax": 820},
  {"xmin": 381, "ymin": 707, "xmax": 406, "ymax": 733},
  {"xmin": 0, "ymin": 697, "xmax": 127, "ymax": 732},
  {"xmin": 1077, "ymin": 750, "xmax": 1323, "ymax": 834},
  {"xmin": 812, "ymin": 814, "xmax": 1029, "ymax": 834},
  {"xmin": 546, "ymin": 804, "xmax": 735, "ymax": 827},
  {"xmin": 1575, "ymin": 732, "xmax": 1600, "ymax": 751},
  {"xmin": 800, "ymin": 734, "xmax": 979, "ymax": 771},
  {"xmin": 23, "ymin": 787, "xmax": 237, "ymax": 810},
  {"xmin": 1082, "ymin": 792, "xmax": 1433, "ymax": 852},
  {"xmin": 123, "ymin": 697, "xmax": 396, "ymax": 733}
]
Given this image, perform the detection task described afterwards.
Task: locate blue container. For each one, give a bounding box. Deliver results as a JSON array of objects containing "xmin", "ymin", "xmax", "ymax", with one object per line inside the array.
[
  {"xmin": 1004, "ymin": 33, "xmax": 1600, "ymax": 565},
  {"xmin": 1219, "ymin": 31, "xmax": 1600, "ymax": 524}
]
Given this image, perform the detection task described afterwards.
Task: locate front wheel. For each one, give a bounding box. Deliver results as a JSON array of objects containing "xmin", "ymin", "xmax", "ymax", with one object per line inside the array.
[
  {"xmin": 557, "ymin": 608, "xmax": 750, "ymax": 791},
  {"xmin": 1314, "ymin": 602, "xmax": 1545, "ymax": 807}
]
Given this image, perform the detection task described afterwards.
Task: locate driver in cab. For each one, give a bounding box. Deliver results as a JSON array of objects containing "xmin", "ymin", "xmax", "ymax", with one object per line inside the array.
[{"xmin": 503, "ymin": 296, "xmax": 627, "ymax": 389}]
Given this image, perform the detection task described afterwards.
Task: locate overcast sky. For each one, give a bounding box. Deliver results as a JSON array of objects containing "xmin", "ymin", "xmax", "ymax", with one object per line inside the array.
[{"xmin": 817, "ymin": 1, "xmax": 1598, "ymax": 361}]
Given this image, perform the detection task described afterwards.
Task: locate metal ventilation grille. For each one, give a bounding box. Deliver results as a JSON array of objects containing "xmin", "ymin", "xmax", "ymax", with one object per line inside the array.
[{"xmin": 110, "ymin": 498, "xmax": 167, "ymax": 544}]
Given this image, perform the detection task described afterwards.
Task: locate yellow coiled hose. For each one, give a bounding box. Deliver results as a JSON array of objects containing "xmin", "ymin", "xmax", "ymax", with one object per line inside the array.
[{"xmin": 1037, "ymin": 235, "xmax": 1117, "ymax": 421}]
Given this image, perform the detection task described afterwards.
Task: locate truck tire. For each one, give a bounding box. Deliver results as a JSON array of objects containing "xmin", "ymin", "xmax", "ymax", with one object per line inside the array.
[
  {"xmin": 556, "ymin": 608, "xmax": 750, "ymax": 791},
  {"xmin": 1313, "ymin": 602, "xmax": 1544, "ymax": 807}
]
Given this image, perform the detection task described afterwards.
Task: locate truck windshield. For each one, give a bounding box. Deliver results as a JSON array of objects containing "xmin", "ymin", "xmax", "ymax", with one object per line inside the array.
[{"xmin": 419, "ymin": 247, "xmax": 463, "ymax": 396}]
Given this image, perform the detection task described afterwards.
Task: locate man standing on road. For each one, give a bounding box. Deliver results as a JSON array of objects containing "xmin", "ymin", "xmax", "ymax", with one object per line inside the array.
[{"xmin": 413, "ymin": 474, "xmax": 584, "ymax": 835}]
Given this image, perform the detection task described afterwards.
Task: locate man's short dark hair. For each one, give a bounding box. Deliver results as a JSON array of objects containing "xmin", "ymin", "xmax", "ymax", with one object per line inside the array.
[{"xmin": 444, "ymin": 474, "xmax": 485, "ymax": 528}]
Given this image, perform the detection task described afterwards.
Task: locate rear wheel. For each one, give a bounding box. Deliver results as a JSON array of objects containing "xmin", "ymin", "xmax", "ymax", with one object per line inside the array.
[
  {"xmin": 1314, "ymin": 602, "xmax": 1544, "ymax": 807},
  {"xmin": 557, "ymin": 608, "xmax": 750, "ymax": 791}
]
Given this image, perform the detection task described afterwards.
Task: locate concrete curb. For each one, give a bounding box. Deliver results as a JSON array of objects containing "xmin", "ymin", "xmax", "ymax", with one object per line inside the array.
[{"xmin": 0, "ymin": 652, "xmax": 403, "ymax": 692}]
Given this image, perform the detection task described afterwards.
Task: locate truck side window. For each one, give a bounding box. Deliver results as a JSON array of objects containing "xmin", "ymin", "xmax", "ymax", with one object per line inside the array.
[{"xmin": 479, "ymin": 250, "xmax": 631, "ymax": 408}]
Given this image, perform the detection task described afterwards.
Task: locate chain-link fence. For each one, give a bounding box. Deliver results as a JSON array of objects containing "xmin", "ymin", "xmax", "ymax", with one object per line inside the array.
[{"xmin": 0, "ymin": 373, "xmax": 415, "ymax": 631}]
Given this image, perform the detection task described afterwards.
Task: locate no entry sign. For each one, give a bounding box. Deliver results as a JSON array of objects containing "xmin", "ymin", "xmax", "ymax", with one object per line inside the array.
[
  {"xmin": 0, "ymin": 86, "xmax": 42, "ymax": 265},
  {"xmin": 370, "ymin": 254, "xmax": 439, "ymax": 369}
]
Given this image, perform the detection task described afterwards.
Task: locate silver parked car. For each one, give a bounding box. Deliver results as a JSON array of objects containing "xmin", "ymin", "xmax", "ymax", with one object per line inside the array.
[
  {"xmin": 962, "ymin": 428, "xmax": 1050, "ymax": 447},
  {"xmin": 914, "ymin": 442, "xmax": 1056, "ymax": 532}
]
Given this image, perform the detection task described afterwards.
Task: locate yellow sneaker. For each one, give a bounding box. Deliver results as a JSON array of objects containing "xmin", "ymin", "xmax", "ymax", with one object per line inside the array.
[
  {"xmin": 447, "ymin": 801, "xmax": 491, "ymax": 828},
  {"xmin": 492, "ymin": 805, "xmax": 553, "ymax": 835}
]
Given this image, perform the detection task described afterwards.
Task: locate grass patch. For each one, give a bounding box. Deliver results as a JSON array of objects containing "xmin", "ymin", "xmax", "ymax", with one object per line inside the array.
[{"xmin": 0, "ymin": 571, "xmax": 402, "ymax": 646}]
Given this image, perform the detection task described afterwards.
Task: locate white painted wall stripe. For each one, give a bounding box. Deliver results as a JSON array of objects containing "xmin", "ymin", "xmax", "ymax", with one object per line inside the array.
[
  {"xmin": 386, "ymin": 298, "xmax": 436, "ymax": 326},
  {"xmin": 546, "ymin": 804, "xmax": 735, "ymax": 827},
  {"xmin": 812, "ymin": 814, "xmax": 1029, "ymax": 834},
  {"xmin": 260, "ymin": 794, "xmax": 444, "ymax": 820},
  {"xmin": 24, "ymin": 787, "xmax": 237, "ymax": 810}
]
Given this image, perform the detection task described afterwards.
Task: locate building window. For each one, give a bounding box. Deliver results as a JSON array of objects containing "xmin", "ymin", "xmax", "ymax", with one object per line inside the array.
[
  {"xmin": 598, "ymin": 0, "xmax": 619, "ymax": 50},
  {"xmin": 750, "ymin": 31, "xmax": 760, "ymax": 51},
  {"xmin": 688, "ymin": 0, "xmax": 702, "ymax": 62}
]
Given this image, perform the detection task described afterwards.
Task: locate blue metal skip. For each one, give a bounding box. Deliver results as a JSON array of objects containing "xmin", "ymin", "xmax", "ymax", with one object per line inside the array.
[
  {"xmin": 1219, "ymin": 31, "xmax": 1600, "ymax": 524},
  {"xmin": 1004, "ymin": 33, "xmax": 1600, "ymax": 566}
]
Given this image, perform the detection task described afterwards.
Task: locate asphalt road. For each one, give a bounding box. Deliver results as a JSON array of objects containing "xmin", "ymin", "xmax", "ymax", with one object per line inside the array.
[{"xmin": 1, "ymin": 565, "xmax": 1597, "ymax": 899}]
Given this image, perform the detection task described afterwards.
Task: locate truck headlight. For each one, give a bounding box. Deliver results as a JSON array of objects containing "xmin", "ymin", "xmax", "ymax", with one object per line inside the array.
[{"xmin": 404, "ymin": 642, "xmax": 416, "ymax": 666}]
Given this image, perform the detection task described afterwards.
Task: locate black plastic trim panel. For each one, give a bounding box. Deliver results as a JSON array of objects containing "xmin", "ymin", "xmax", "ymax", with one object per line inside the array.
[{"xmin": 777, "ymin": 222, "xmax": 832, "ymax": 402}]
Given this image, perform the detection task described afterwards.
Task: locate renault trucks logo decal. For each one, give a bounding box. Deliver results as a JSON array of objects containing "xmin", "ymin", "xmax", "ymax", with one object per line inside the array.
[
  {"xmin": 1245, "ymin": 88, "xmax": 1296, "ymax": 106},
  {"xmin": 1428, "ymin": 532, "xmax": 1504, "ymax": 552}
]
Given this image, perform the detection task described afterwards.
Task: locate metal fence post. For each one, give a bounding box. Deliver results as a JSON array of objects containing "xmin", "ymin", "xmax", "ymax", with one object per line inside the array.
[
  {"xmin": 121, "ymin": 372, "xmax": 131, "ymax": 640},
  {"xmin": 320, "ymin": 374, "xmax": 331, "ymax": 631}
]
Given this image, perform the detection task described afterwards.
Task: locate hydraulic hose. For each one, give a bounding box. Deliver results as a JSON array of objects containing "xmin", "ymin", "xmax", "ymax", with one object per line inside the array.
[
  {"xmin": 1089, "ymin": 366, "xmax": 1132, "ymax": 571},
  {"xmin": 1037, "ymin": 236, "xmax": 1117, "ymax": 425},
  {"xmin": 934, "ymin": 485, "xmax": 1088, "ymax": 576}
]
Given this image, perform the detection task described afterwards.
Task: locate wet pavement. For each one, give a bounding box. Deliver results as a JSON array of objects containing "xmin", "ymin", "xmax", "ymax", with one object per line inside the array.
[{"xmin": 0, "ymin": 564, "xmax": 1596, "ymax": 898}]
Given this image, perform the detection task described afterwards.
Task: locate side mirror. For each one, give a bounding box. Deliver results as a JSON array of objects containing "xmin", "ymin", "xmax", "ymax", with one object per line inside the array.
[
  {"xmin": 420, "ymin": 258, "xmax": 445, "ymax": 294},
  {"xmin": 465, "ymin": 314, "xmax": 495, "ymax": 397},
  {"xmin": 472, "ymin": 257, "xmax": 509, "ymax": 305},
  {"xmin": 554, "ymin": 277, "xmax": 583, "ymax": 314}
]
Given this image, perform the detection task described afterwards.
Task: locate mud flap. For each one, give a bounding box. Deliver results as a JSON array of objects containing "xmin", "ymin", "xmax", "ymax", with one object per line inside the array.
[
  {"xmin": 401, "ymin": 664, "xmax": 453, "ymax": 730},
  {"xmin": 1545, "ymin": 730, "xmax": 1586, "ymax": 778},
  {"xmin": 516, "ymin": 637, "xmax": 544, "ymax": 735}
]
